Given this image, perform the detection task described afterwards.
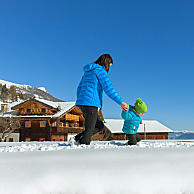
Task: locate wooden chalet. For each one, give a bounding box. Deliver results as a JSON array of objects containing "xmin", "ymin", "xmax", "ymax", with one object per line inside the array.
[
  {"xmin": 10, "ymin": 98, "xmax": 106, "ymax": 142},
  {"xmin": 104, "ymin": 119, "xmax": 173, "ymax": 140},
  {"xmin": 2, "ymin": 98, "xmax": 173, "ymax": 142}
]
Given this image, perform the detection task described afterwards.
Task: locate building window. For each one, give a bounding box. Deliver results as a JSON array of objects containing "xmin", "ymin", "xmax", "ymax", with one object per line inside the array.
[
  {"xmin": 41, "ymin": 108, "xmax": 46, "ymax": 113},
  {"xmin": 25, "ymin": 121, "xmax": 31, "ymax": 128},
  {"xmin": 9, "ymin": 138, "xmax": 13, "ymax": 142},
  {"xmin": 52, "ymin": 138, "xmax": 56, "ymax": 141},
  {"xmin": 25, "ymin": 138, "xmax": 31, "ymax": 142},
  {"xmin": 40, "ymin": 121, "xmax": 46, "ymax": 127},
  {"xmin": 59, "ymin": 122, "xmax": 64, "ymax": 127},
  {"xmin": 27, "ymin": 109, "xmax": 31, "ymax": 113},
  {"xmin": 74, "ymin": 122, "xmax": 79, "ymax": 127},
  {"xmin": 39, "ymin": 138, "xmax": 45, "ymax": 142},
  {"xmin": 52, "ymin": 122, "xmax": 57, "ymax": 127}
]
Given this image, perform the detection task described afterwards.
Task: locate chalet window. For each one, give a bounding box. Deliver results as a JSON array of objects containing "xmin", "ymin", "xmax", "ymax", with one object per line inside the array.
[
  {"xmin": 74, "ymin": 122, "xmax": 79, "ymax": 127},
  {"xmin": 69, "ymin": 122, "xmax": 73, "ymax": 127},
  {"xmin": 27, "ymin": 109, "xmax": 31, "ymax": 113},
  {"xmin": 52, "ymin": 122, "xmax": 57, "ymax": 127},
  {"xmin": 40, "ymin": 121, "xmax": 46, "ymax": 127},
  {"xmin": 25, "ymin": 138, "xmax": 31, "ymax": 142},
  {"xmin": 25, "ymin": 121, "xmax": 31, "ymax": 128},
  {"xmin": 41, "ymin": 108, "xmax": 46, "ymax": 113},
  {"xmin": 59, "ymin": 122, "xmax": 64, "ymax": 127},
  {"xmin": 39, "ymin": 138, "xmax": 45, "ymax": 142},
  {"xmin": 9, "ymin": 138, "xmax": 13, "ymax": 142}
]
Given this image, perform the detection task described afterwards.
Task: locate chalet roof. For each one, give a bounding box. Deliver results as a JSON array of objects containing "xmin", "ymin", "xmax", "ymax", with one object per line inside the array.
[
  {"xmin": 104, "ymin": 119, "xmax": 173, "ymax": 133},
  {"xmin": 4, "ymin": 98, "xmax": 75, "ymax": 118},
  {"xmin": 11, "ymin": 98, "xmax": 60, "ymax": 110},
  {"xmin": 33, "ymin": 98, "xmax": 75, "ymax": 118}
]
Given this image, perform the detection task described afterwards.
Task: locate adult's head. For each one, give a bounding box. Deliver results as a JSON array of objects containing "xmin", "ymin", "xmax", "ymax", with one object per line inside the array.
[{"xmin": 94, "ymin": 54, "xmax": 113, "ymax": 73}]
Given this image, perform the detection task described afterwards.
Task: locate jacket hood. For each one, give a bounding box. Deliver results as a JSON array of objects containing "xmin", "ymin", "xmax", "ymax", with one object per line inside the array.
[{"xmin": 83, "ymin": 63, "xmax": 103, "ymax": 72}]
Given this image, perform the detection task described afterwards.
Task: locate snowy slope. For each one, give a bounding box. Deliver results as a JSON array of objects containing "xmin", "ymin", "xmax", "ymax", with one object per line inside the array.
[
  {"xmin": 0, "ymin": 140, "xmax": 194, "ymax": 194},
  {"xmin": 0, "ymin": 79, "xmax": 30, "ymax": 89},
  {"xmin": 0, "ymin": 79, "xmax": 62, "ymax": 102}
]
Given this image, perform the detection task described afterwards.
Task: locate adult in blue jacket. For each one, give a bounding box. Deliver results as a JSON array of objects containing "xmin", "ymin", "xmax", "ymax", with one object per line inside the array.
[{"xmin": 74, "ymin": 54, "xmax": 129, "ymax": 145}]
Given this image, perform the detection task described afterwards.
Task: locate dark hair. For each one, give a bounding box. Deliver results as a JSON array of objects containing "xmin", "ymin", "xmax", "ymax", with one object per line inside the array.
[{"xmin": 94, "ymin": 54, "xmax": 113, "ymax": 73}]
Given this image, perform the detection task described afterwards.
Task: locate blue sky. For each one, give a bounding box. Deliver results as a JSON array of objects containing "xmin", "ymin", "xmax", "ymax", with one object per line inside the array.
[{"xmin": 0, "ymin": 0, "xmax": 194, "ymax": 131}]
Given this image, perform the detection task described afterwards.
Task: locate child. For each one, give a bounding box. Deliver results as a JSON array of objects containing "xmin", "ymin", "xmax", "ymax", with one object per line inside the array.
[{"xmin": 121, "ymin": 98, "xmax": 147, "ymax": 145}]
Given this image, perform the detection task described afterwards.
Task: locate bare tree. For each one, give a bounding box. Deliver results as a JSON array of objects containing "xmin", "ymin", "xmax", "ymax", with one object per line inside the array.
[{"xmin": 0, "ymin": 116, "xmax": 21, "ymax": 142}]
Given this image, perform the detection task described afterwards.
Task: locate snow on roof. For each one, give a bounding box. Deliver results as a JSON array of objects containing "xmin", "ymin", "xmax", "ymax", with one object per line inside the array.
[
  {"xmin": 2, "ymin": 98, "xmax": 75, "ymax": 118},
  {"xmin": 0, "ymin": 101, "xmax": 24, "ymax": 113},
  {"xmin": 34, "ymin": 98, "xmax": 75, "ymax": 117},
  {"xmin": 52, "ymin": 102, "xmax": 75, "ymax": 118},
  {"xmin": 104, "ymin": 119, "xmax": 173, "ymax": 133}
]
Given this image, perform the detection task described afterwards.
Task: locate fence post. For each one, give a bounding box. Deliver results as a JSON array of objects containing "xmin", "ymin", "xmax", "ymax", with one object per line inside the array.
[{"xmin": 144, "ymin": 123, "xmax": 146, "ymax": 140}]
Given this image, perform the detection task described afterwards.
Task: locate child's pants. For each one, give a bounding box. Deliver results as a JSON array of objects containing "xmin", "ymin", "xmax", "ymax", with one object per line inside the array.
[{"xmin": 127, "ymin": 134, "xmax": 142, "ymax": 145}]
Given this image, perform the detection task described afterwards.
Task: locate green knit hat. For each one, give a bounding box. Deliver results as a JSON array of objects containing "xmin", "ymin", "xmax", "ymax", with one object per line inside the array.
[{"xmin": 135, "ymin": 98, "xmax": 147, "ymax": 113}]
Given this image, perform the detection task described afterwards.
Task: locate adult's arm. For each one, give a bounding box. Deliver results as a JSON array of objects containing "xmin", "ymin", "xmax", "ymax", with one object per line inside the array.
[{"xmin": 96, "ymin": 69, "xmax": 124, "ymax": 105}]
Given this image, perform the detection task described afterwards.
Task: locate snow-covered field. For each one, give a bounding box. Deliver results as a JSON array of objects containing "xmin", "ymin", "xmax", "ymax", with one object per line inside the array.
[{"xmin": 1, "ymin": 140, "xmax": 194, "ymax": 194}]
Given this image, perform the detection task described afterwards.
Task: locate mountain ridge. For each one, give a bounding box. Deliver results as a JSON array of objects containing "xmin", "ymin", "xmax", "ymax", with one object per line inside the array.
[{"xmin": 0, "ymin": 79, "xmax": 63, "ymax": 103}]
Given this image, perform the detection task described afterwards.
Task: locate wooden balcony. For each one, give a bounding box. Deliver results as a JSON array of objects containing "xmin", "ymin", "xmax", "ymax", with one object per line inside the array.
[{"xmin": 51, "ymin": 126, "xmax": 84, "ymax": 134}]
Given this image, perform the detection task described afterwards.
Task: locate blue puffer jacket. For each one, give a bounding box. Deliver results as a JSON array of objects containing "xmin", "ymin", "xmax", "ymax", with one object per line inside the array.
[
  {"xmin": 121, "ymin": 105, "xmax": 142, "ymax": 134},
  {"xmin": 76, "ymin": 63, "xmax": 124, "ymax": 109}
]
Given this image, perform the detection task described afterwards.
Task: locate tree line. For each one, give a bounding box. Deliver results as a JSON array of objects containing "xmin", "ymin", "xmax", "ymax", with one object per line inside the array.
[{"xmin": 0, "ymin": 84, "xmax": 28, "ymax": 103}]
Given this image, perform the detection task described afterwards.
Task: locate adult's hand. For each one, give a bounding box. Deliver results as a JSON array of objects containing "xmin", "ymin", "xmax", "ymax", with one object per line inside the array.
[{"xmin": 120, "ymin": 102, "xmax": 129, "ymax": 111}]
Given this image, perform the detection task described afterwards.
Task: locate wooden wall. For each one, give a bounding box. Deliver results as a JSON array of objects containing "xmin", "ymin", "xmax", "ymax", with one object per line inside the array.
[
  {"xmin": 13, "ymin": 100, "xmax": 57, "ymax": 115},
  {"xmin": 113, "ymin": 132, "xmax": 169, "ymax": 140},
  {"xmin": 20, "ymin": 119, "xmax": 51, "ymax": 141}
]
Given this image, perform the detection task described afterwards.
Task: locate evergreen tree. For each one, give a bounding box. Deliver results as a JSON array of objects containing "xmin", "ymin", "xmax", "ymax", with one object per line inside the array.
[
  {"xmin": 19, "ymin": 92, "xmax": 24, "ymax": 100},
  {"xmin": 23, "ymin": 93, "xmax": 28, "ymax": 100},
  {"xmin": 1, "ymin": 85, "xmax": 9, "ymax": 103},
  {"xmin": 9, "ymin": 86, "xmax": 18, "ymax": 102},
  {"xmin": 0, "ymin": 84, "xmax": 2, "ymax": 101}
]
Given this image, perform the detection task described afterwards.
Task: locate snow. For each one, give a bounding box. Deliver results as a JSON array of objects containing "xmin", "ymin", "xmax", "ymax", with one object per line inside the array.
[
  {"xmin": 1, "ymin": 140, "xmax": 194, "ymax": 194},
  {"xmin": 38, "ymin": 87, "xmax": 47, "ymax": 93},
  {"xmin": 105, "ymin": 119, "xmax": 173, "ymax": 133},
  {"xmin": 0, "ymin": 100, "xmax": 24, "ymax": 115},
  {"xmin": 32, "ymin": 98, "xmax": 75, "ymax": 118},
  {"xmin": 0, "ymin": 79, "xmax": 30, "ymax": 89}
]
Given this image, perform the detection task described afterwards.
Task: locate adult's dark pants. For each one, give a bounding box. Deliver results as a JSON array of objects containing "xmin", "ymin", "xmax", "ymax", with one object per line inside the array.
[
  {"xmin": 75, "ymin": 105, "xmax": 104, "ymax": 145},
  {"xmin": 127, "ymin": 134, "xmax": 142, "ymax": 145}
]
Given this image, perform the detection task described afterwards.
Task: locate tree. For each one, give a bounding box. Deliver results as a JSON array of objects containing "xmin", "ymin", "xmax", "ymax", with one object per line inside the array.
[
  {"xmin": 19, "ymin": 92, "xmax": 24, "ymax": 100},
  {"xmin": 23, "ymin": 93, "xmax": 28, "ymax": 100},
  {"xmin": 1, "ymin": 85, "xmax": 9, "ymax": 103},
  {"xmin": 0, "ymin": 116, "xmax": 21, "ymax": 142},
  {"xmin": 9, "ymin": 86, "xmax": 18, "ymax": 102},
  {"xmin": 0, "ymin": 84, "xmax": 2, "ymax": 97}
]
